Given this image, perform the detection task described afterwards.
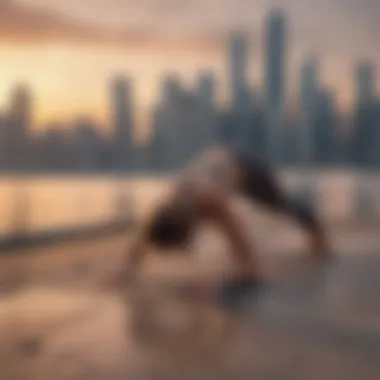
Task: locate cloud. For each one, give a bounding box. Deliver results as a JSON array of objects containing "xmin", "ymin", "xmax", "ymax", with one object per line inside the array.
[
  {"xmin": 0, "ymin": 0, "xmax": 226, "ymax": 53},
  {"xmin": 2, "ymin": 0, "xmax": 380, "ymax": 62},
  {"xmin": 0, "ymin": 0, "xmax": 110, "ymax": 45}
]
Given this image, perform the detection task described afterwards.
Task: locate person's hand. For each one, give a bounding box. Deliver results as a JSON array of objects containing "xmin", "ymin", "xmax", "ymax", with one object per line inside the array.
[
  {"xmin": 98, "ymin": 266, "xmax": 136, "ymax": 292},
  {"xmin": 311, "ymin": 230, "xmax": 330, "ymax": 259},
  {"xmin": 239, "ymin": 260, "xmax": 263, "ymax": 282},
  {"xmin": 309, "ymin": 229, "xmax": 335, "ymax": 270}
]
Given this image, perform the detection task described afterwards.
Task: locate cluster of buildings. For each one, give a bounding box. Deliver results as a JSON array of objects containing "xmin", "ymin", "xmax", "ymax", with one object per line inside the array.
[{"xmin": 0, "ymin": 10, "xmax": 379, "ymax": 173}]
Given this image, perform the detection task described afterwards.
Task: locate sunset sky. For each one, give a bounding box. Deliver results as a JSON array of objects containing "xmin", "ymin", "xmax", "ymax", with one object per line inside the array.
[{"xmin": 0, "ymin": 0, "xmax": 379, "ymax": 135}]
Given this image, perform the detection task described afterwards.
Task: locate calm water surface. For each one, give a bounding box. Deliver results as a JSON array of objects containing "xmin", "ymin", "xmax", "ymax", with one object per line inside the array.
[{"xmin": 1, "ymin": 170, "xmax": 380, "ymax": 235}]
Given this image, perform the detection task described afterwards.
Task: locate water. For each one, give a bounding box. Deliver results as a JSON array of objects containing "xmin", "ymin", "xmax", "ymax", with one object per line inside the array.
[
  {"xmin": 0, "ymin": 176, "xmax": 169, "ymax": 235},
  {"xmin": 1, "ymin": 173, "xmax": 380, "ymax": 380},
  {"xmin": 1, "ymin": 169, "xmax": 380, "ymax": 236}
]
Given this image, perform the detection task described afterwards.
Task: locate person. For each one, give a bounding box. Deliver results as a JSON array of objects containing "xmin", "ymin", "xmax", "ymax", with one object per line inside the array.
[{"xmin": 110, "ymin": 145, "xmax": 330, "ymax": 309}]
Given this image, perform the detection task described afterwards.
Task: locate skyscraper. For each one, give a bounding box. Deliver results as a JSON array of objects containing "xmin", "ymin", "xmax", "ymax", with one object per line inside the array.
[
  {"xmin": 299, "ymin": 56, "xmax": 319, "ymax": 164},
  {"xmin": 264, "ymin": 10, "xmax": 287, "ymax": 163},
  {"xmin": 356, "ymin": 62, "xmax": 375, "ymax": 106},
  {"xmin": 227, "ymin": 31, "xmax": 253, "ymax": 146},
  {"xmin": 40, "ymin": 126, "xmax": 73, "ymax": 171},
  {"xmin": 351, "ymin": 62, "xmax": 377, "ymax": 166},
  {"xmin": 314, "ymin": 88, "xmax": 337, "ymax": 164},
  {"xmin": 8, "ymin": 84, "xmax": 32, "ymax": 140},
  {"xmin": 110, "ymin": 75, "xmax": 134, "ymax": 170},
  {"xmin": 195, "ymin": 70, "xmax": 218, "ymax": 147},
  {"xmin": 75, "ymin": 118, "xmax": 100, "ymax": 170},
  {"xmin": 265, "ymin": 10, "xmax": 286, "ymax": 115},
  {"xmin": 6, "ymin": 84, "xmax": 33, "ymax": 169},
  {"xmin": 162, "ymin": 74, "xmax": 182, "ymax": 107},
  {"xmin": 196, "ymin": 71, "xmax": 216, "ymax": 109},
  {"xmin": 228, "ymin": 31, "xmax": 248, "ymax": 108},
  {"xmin": 153, "ymin": 73, "xmax": 187, "ymax": 169},
  {"xmin": 149, "ymin": 105, "xmax": 166, "ymax": 171}
]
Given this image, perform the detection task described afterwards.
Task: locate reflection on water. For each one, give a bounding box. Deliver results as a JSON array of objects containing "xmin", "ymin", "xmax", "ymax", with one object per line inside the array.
[
  {"xmin": 1, "ymin": 181, "xmax": 380, "ymax": 379},
  {"xmin": 0, "ymin": 176, "xmax": 170, "ymax": 235},
  {"xmin": 2, "ymin": 248, "xmax": 380, "ymax": 380},
  {"xmin": 1, "ymin": 170, "xmax": 380, "ymax": 235}
]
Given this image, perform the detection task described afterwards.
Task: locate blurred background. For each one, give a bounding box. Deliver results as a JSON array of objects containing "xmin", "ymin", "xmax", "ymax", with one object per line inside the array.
[{"xmin": 1, "ymin": 1, "xmax": 380, "ymax": 379}]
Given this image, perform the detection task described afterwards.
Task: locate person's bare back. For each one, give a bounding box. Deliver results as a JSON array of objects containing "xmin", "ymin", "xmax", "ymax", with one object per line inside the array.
[{"xmin": 179, "ymin": 146, "xmax": 242, "ymax": 194}]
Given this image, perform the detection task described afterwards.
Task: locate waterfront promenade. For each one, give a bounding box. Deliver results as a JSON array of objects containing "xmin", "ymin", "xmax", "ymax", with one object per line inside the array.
[{"xmin": 1, "ymin": 221, "xmax": 380, "ymax": 380}]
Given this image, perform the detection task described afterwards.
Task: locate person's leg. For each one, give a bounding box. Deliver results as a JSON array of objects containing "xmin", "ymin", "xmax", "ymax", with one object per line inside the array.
[
  {"xmin": 283, "ymin": 197, "xmax": 329, "ymax": 261},
  {"xmin": 219, "ymin": 277, "xmax": 263, "ymax": 310},
  {"xmin": 230, "ymin": 147, "xmax": 328, "ymax": 261}
]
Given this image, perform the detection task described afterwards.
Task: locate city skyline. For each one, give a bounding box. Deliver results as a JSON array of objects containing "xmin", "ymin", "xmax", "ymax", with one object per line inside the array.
[
  {"xmin": 0, "ymin": 0, "xmax": 379, "ymax": 130},
  {"xmin": 0, "ymin": 5, "xmax": 379, "ymax": 172}
]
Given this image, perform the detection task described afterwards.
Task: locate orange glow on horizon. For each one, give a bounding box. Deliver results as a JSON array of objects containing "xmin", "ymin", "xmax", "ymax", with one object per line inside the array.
[{"xmin": 0, "ymin": 42, "xmax": 356, "ymax": 134}]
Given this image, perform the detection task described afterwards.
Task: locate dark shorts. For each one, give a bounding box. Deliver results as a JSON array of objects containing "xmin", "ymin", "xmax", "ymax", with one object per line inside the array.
[
  {"xmin": 228, "ymin": 145, "xmax": 319, "ymax": 231},
  {"xmin": 228, "ymin": 146, "xmax": 287, "ymax": 211},
  {"xmin": 219, "ymin": 278, "xmax": 263, "ymax": 311}
]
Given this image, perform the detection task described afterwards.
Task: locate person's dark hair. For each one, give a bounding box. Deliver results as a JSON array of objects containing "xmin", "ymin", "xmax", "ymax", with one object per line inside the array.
[{"xmin": 146, "ymin": 203, "xmax": 193, "ymax": 249}]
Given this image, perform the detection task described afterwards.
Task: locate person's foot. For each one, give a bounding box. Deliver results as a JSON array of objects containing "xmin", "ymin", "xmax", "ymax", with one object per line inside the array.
[
  {"xmin": 310, "ymin": 230, "xmax": 333, "ymax": 265},
  {"xmin": 219, "ymin": 276, "xmax": 263, "ymax": 310}
]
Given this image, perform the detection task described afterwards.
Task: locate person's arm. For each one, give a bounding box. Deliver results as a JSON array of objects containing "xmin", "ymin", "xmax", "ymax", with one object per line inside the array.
[
  {"xmin": 123, "ymin": 231, "xmax": 147, "ymax": 274},
  {"xmin": 100, "ymin": 229, "xmax": 147, "ymax": 290},
  {"xmin": 201, "ymin": 188, "xmax": 261, "ymax": 279}
]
